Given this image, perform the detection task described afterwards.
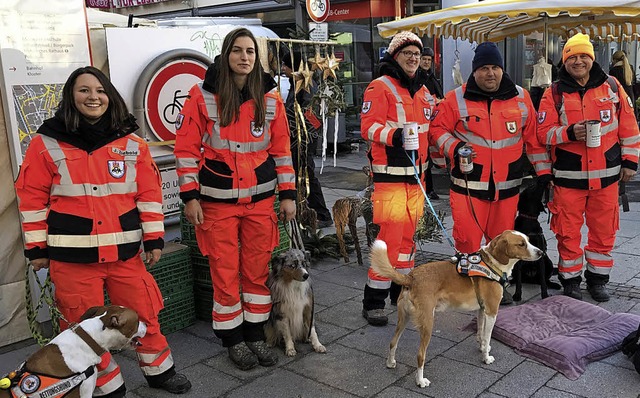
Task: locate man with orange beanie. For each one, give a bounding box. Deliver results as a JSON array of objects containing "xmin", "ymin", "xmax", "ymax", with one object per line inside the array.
[
  {"xmin": 538, "ymin": 33, "xmax": 640, "ymax": 301},
  {"xmin": 360, "ymin": 31, "xmax": 437, "ymax": 325}
]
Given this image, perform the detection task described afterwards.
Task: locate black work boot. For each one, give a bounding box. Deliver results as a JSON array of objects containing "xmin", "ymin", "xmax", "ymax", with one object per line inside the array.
[
  {"xmin": 149, "ymin": 373, "xmax": 192, "ymax": 394},
  {"xmin": 587, "ymin": 284, "xmax": 610, "ymax": 302},
  {"xmin": 246, "ymin": 340, "xmax": 278, "ymax": 366},
  {"xmin": 500, "ymin": 289, "xmax": 514, "ymax": 305},
  {"xmin": 362, "ymin": 308, "xmax": 388, "ymax": 326},
  {"xmin": 563, "ymin": 282, "xmax": 583, "ymax": 300},
  {"xmin": 228, "ymin": 341, "xmax": 259, "ymax": 370}
]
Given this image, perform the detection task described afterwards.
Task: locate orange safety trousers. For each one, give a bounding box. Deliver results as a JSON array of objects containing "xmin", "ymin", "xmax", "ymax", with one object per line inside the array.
[
  {"xmin": 49, "ymin": 256, "xmax": 173, "ymax": 396},
  {"xmin": 196, "ymin": 197, "xmax": 277, "ymax": 346},
  {"xmin": 367, "ymin": 183, "xmax": 424, "ymax": 288},
  {"xmin": 548, "ymin": 183, "xmax": 619, "ymax": 280},
  {"xmin": 450, "ymin": 191, "xmax": 518, "ymax": 253}
]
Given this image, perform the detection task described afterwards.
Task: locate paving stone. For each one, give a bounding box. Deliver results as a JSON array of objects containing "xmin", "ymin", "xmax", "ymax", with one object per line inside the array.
[
  {"xmin": 546, "ymin": 361, "xmax": 640, "ymax": 398},
  {"xmin": 313, "ymin": 262, "xmax": 369, "ymax": 289},
  {"xmin": 531, "ymin": 386, "xmax": 584, "ymax": 398},
  {"xmin": 335, "ymin": 323, "xmax": 455, "ymax": 368},
  {"xmin": 315, "ymin": 296, "xmax": 370, "ymax": 330},
  {"xmin": 226, "ymin": 368, "xmax": 356, "ymax": 398},
  {"xmin": 375, "ymin": 385, "xmax": 434, "ymax": 398},
  {"xmin": 312, "ymin": 278, "xmax": 362, "ymax": 307},
  {"xmin": 132, "ymin": 362, "xmax": 241, "ymax": 398},
  {"xmin": 488, "ymin": 360, "xmax": 556, "ymax": 398},
  {"xmin": 398, "ymin": 356, "xmax": 502, "ymax": 397},
  {"xmin": 165, "ymin": 330, "xmax": 225, "ymax": 369},
  {"xmin": 284, "ymin": 343, "xmax": 411, "ymax": 397},
  {"xmin": 441, "ymin": 334, "xmax": 525, "ymax": 375}
]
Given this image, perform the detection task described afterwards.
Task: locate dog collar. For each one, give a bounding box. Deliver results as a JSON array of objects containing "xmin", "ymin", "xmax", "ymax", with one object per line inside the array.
[
  {"xmin": 71, "ymin": 325, "xmax": 107, "ymax": 357},
  {"xmin": 517, "ymin": 213, "xmax": 539, "ymax": 220},
  {"xmin": 454, "ymin": 252, "xmax": 508, "ymax": 286}
]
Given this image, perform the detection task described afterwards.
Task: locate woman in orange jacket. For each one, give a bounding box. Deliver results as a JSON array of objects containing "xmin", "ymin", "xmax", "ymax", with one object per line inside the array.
[
  {"xmin": 360, "ymin": 31, "xmax": 437, "ymax": 326},
  {"xmin": 174, "ymin": 28, "xmax": 296, "ymax": 370},
  {"xmin": 15, "ymin": 66, "xmax": 191, "ymax": 397}
]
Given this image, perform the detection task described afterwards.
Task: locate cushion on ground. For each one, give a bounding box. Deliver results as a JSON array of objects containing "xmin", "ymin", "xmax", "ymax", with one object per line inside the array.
[{"xmin": 476, "ymin": 295, "xmax": 640, "ymax": 380}]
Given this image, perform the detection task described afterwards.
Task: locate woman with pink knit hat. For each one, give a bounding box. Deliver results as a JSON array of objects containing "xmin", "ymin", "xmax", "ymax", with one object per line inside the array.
[{"xmin": 360, "ymin": 31, "xmax": 437, "ymax": 325}]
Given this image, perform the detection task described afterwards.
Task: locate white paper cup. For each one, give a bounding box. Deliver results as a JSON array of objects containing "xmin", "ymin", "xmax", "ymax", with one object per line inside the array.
[
  {"xmin": 402, "ymin": 122, "xmax": 419, "ymax": 150},
  {"xmin": 585, "ymin": 120, "xmax": 601, "ymax": 148}
]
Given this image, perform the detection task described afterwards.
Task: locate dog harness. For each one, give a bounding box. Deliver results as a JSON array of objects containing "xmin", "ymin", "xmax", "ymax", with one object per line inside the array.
[
  {"xmin": 0, "ymin": 326, "xmax": 107, "ymax": 398},
  {"xmin": 453, "ymin": 252, "xmax": 508, "ymax": 286}
]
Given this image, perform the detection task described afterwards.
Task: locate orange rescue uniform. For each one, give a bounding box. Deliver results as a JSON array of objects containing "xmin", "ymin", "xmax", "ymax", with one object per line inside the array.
[
  {"xmin": 430, "ymin": 81, "xmax": 551, "ymax": 252},
  {"xmin": 360, "ymin": 73, "xmax": 436, "ymax": 308},
  {"xmin": 537, "ymin": 67, "xmax": 640, "ymax": 284},
  {"xmin": 174, "ymin": 81, "xmax": 295, "ymax": 346},
  {"xmin": 15, "ymin": 133, "xmax": 173, "ymax": 396}
]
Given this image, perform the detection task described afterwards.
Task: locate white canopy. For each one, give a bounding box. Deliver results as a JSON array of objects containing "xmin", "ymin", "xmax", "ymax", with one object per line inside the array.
[{"xmin": 377, "ymin": 0, "xmax": 640, "ymax": 42}]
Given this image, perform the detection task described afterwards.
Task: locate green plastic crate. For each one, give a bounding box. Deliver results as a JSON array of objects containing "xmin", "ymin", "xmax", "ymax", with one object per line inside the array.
[
  {"xmin": 158, "ymin": 293, "xmax": 195, "ymax": 335},
  {"xmin": 193, "ymin": 283, "xmax": 213, "ymax": 322}
]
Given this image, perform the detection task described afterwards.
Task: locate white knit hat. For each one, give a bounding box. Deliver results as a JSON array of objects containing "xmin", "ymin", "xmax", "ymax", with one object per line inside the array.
[{"xmin": 387, "ymin": 31, "xmax": 423, "ymax": 58}]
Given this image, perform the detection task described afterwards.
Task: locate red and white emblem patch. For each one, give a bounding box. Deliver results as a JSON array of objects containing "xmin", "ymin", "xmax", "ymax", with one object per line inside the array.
[
  {"xmin": 108, "ymin": 160, "xmax": 125, "ymax": 179},
  {"xmin": 600, "ymin": 109, "xmax": 611, "ymax": 123},
  {"xmin": 538, "ymin": 111, "xmax": 546, "ymax": 124},
  {"xmin": 424, "ymin": 107, "xmax": 431, "ymax": 120},
  {"xmin": 362, "ymin": 101, "xmax": 371, "ymax": 114}
]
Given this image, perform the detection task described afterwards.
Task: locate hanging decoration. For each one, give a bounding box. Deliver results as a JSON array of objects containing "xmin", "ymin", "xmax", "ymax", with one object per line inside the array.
[
  {"xmin": 308, "ymin": 47, "xmax": 328, "ymax": 72},
  {"xmin": 323, "ymin": 48, "xmax": 341, "ymax": 81}
]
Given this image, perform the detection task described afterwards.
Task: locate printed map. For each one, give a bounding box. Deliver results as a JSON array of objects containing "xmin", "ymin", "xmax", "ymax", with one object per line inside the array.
[{"xmin": 13, "ymin": 84, "xmax": 62, "ymax": 157}]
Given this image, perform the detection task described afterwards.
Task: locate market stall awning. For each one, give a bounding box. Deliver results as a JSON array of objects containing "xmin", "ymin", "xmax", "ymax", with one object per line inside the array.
[{"xmin": 377, "ymin": 0, "xmax": 640, "ymax": 42}]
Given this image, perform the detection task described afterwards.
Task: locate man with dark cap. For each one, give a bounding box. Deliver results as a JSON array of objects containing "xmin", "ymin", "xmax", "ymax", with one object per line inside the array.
[
  {"xmin": 419, "ymin": 47, "xmax": 443, "ymax": 99},
  {"xmin": 360, "ymin": 31, "xmax": 437, "ymax": 325},
  {"xmin": 418, "ymin": 47, "xmax": 444, "ymax": 200},
  {"xmin": 537, "ymin": 33, "xmax": 640, "ymax": 302},
  {"xmin": 430, "ymin": 42, "xmax": 552, "ymax": 304},
  {"xmin": 281, "ymin": 51, "xmax": 333, "ymax": 228}
]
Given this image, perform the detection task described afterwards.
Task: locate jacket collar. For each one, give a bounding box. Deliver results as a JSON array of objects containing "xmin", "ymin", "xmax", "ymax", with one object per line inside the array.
[{"xmin": 557, "ymin": 61, "xmax": 608, "ymax": 94}]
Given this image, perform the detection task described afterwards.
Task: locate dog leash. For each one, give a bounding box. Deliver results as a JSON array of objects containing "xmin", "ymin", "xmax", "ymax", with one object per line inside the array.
[
  {"xmin": 284, "ymin": 219, "xmax": 306, "ymax": 251},
  {"xmin": 406, "ymin": 150, "xmax": 456, "ymax": 250}
]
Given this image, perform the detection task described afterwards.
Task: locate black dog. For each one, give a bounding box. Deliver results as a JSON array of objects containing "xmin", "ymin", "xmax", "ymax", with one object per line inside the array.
[{"xmin": 512, "ymin": 183, "xmax": 561, "ymax": 301}]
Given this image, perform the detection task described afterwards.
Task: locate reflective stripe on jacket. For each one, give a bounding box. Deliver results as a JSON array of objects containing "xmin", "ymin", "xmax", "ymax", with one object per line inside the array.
[
  {"xmin": 360, "ymin": 75, "xmax": 436, "ymax": 184},
  {"xmin": 430, "ymin": 84, "xmax": 551, "ymax": 201},
  {"xmin": 174, "ymin": 83, "xmax": 295, "ymax": 204},
  {"xmin": 15, "ymin": 134, "xmax": 164, "ymax": 263},
  {"xmin": 537, "ymin": 76, "xmax": 640, "ymax": 190}
]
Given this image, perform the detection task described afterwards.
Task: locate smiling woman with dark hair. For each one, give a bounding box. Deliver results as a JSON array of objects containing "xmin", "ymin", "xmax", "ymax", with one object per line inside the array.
[{"xmin": 15, "ymin": 65, "xmax": 192, "ymax": 397}]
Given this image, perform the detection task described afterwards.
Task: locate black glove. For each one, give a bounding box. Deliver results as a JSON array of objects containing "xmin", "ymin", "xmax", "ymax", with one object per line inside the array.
[
  {"xmin": 536, "ymin": 174, "xmax": 553, "ymax": 188},
  {"xmin": 391, "ymin": 129, "xmax": 403, "ymax": 148}
]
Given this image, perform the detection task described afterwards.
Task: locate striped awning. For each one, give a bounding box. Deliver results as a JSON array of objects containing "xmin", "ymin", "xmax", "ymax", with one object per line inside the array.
[{"xmin": 377, "ymin": 0, "xmax": 640, "ymax": 42}]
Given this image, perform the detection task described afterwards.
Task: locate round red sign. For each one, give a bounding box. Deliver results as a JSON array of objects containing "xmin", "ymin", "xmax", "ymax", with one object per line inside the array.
[
  {"xmin": 144, "ymin": 59, "xmax": 207, "ymax": 143},
  {"xmin": 306, "ymin": 0, "xmax": 330, "ymax": 23}
]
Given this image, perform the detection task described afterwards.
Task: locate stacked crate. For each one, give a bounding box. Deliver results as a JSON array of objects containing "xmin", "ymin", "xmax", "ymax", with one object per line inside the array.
[
  {"xmin": 181, "ymin": 199, "xmax": 291, "ymax": 321},
  {"xmin": 104, "ymin": 242, "xmax": 195, "ymax": 335}
]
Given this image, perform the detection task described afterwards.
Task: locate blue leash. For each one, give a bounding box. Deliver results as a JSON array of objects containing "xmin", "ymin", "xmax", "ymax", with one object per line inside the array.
[{"xmin": 408, "ymin": 150, "xmax": 456, "ymax": 250}]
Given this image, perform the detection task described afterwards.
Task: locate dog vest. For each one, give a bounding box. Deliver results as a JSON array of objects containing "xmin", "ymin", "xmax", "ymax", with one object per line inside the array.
[
  {"xmin": 0, "ymin": 326, "xmax": 107, "ymax": 398},
  {"xmin": 453, "ymin": 252, "xmax": 508, "ymax": 286}
]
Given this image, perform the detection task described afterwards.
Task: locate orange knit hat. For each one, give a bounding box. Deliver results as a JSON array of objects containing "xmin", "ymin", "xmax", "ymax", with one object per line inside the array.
[{"xmin": 562, "ymin": 33, "xmax": 595, "ymax": 63}]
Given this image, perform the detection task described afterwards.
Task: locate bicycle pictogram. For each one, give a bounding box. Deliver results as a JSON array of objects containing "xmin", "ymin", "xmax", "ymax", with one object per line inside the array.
[
  {"xmin": 310, "ymin": 0, "xmax": 325, "ymax": 12},
  {"xmin": 163, "ymin": 89, "xmax": 189, "ymax": 125}
]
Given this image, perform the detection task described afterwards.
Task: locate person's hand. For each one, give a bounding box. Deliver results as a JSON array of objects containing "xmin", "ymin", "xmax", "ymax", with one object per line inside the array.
[
  {"xmin": 279, "ymin": 199, "xmax": 296, "ymax": 222},
  {"xmin": 620, "ymin": 167, "xmax": 636, "ymax": 183},
  {"xmin": 144, "ymin": 248, "xmax": 162, "ymax": 268},
  {"xmin": 572, "ymin": 121, "xmax": 587, "ymax": 141},
  {"xmin": 30, "ymin": 258, "xmax": 49, "ymax": 271},
  {"xmin": 185, "ymin": 199, "xmax": 203, "ymax": 225}
]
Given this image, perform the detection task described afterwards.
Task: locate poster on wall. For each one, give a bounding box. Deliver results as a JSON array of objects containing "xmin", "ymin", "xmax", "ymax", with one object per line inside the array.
[{"xmin": 0, "ymin": 0, "xmax": 91, "ymax": 176}]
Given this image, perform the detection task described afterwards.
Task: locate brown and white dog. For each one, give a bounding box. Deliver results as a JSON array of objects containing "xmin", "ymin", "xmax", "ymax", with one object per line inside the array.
[
  {"xmin": 0, "ymin": 305, "xmax": 146, "ymax": 398},
  {"xmin": 370, "ymin": 230, "xmax": 543, "ymax": 388},
  {"xmin": 265, "ymin": 249, "xmax": 326, "ymax": 356}
]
